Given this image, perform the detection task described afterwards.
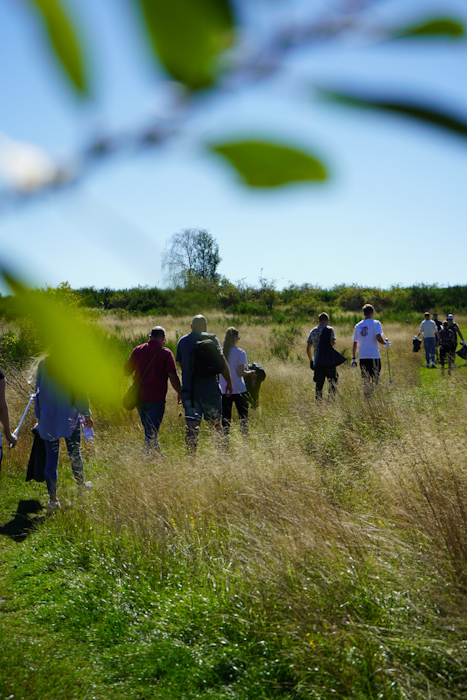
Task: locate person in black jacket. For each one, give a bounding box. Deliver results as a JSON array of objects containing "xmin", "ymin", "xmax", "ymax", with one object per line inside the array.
[{"xmin": 306, "ymin": 313, "xmax": 338, "ymax": 401}]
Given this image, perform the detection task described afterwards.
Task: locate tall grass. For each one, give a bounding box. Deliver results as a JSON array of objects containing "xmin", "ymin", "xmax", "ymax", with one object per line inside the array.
[{"xmin": 1, "ymin": 315, "xmax": 467, "ymax": 698}]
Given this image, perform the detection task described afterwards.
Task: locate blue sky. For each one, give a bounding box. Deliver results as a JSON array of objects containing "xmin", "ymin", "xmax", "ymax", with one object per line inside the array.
[{"xmin": 0, "ymin": 0, "xmax": 466, "ymax": 293}]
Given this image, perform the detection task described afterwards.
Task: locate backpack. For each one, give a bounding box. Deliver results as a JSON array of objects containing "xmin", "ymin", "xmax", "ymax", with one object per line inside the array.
[
  {"xmin": 193, "ymin": 336, "xmax": 225, "ymax": 377},
  {"xmin": 441, "ymin": 329, "xmax": 456, "ymax": 351},
  {"xmin": 244, "ymin": 363, "xmax": 266, "ymax": 409}
]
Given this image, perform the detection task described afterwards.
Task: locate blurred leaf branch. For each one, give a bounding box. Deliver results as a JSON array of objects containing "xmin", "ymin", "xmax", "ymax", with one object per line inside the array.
[{"xmin": 1, "ymin": 0, "xmax": 465, "ymax": 205}]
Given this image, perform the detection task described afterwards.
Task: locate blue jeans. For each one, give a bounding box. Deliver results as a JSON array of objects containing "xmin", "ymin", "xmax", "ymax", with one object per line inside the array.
[
  {"xmin": 424, "ymin": 337, "xmax": 436, "ymax": 364},
  {"xmin": 44, "ymin": 425, "xmax": 85, "ymax": 495},
  {"xmin": 137, "ymin": 400, "xmax": 165, "ymax": 451}
]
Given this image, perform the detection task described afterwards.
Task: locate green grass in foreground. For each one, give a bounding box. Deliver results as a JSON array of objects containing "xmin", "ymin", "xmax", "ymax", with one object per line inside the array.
[{"xmin": 1, "ymin": 464, "xmax": 466, "ymax": 700}]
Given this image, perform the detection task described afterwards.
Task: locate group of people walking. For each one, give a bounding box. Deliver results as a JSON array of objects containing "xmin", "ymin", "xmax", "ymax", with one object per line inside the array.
[
  {"xmin": 416, "ymin": 312, "xmax": 465, "ymax": 375},
  {"xmin": 0, "ymin": 306, "xmax": 464, "ymax": 512},
  {"xmin": 307, "ymin": 304, "xmax": 391, "ymax": 399},
  {"xmin": 125, "ymin": 315, "xmax": 255, "ymax": 457}
]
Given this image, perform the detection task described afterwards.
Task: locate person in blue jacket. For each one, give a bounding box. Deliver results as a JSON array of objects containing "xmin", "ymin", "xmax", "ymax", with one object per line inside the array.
[{"xmin": 34, "ymin": 355, "xmax": 93, "ymax": 512}]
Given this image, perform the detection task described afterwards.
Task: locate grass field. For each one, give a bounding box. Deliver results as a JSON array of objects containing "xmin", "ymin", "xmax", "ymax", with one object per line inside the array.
[{"xmin": 1, "ymin": 315, "xmax": 467, "ymax": 699}]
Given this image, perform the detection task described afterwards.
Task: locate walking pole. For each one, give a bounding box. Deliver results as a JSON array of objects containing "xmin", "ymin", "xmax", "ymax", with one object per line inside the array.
[
  {"xmin": 385, "ymin": 340, "xmax": 393, "ymax": 384},
  {"xmin": 10, "ymin": 389, "xmax": 38, "ymax": 447}
]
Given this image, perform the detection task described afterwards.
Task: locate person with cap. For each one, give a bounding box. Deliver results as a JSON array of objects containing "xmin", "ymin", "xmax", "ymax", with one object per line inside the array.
[
  {"xmin": 176, "ymin": 315, "xmax": 232, "ymax": 456},
  {"xmin": 446, "ymin": 314, "xmax": 465, "ymax": 350},
  {"xmin": 124, "ymin": 326, "xmax": 181, "ymax": 452},
  {"xmin": 351, "ymin": 304, "xmax": 390, "ymax": 396},
  {"xmin": 439, "ymin": 321, "xmax": 456, "ymax": 376},
  {"xmin": 0, "ymin": 366, "xmax": 18, "ymax": 467},
  {"xmin": 416, "ymin": 312, "xmax": 439, "ymax": 368}
]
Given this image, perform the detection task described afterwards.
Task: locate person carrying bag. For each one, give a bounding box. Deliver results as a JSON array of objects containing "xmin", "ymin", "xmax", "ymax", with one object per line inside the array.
[{"xmin": 123, "ymin": 346, "xmax": 161, "ymax": 410}]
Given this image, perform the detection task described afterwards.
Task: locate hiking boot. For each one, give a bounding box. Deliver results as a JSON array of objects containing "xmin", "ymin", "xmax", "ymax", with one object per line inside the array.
[
  {"xmin": 77, "ymin": 481, "xmax": 93, "ymax": 494},
  {"xmin": 426, "ymin": 363, "xmax": 430, "ymax": 368},
  {"xmin": 431, "ymin": 361, "xmax": 436, "ymax": 368},
  {"xmin": 47, "ymin": 499, "xmax": 61, "ymax": 514}
]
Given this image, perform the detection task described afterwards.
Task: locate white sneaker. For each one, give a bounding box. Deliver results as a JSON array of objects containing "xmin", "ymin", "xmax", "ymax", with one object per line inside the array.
[
  {"xmin": 77, "ymin": 481, "xmax": 93, "ymax": 494},
  {"xmin": 47, "ymin": 499, "xmax": 61, "ymax": 513}
]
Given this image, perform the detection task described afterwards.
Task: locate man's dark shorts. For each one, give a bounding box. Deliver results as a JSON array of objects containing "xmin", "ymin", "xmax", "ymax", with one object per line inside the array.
[{"xmin": 359, "ymin": 358, "xmax": 381, "ymax": 379}]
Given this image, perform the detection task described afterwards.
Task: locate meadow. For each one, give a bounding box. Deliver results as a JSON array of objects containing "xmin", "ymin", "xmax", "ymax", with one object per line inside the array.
[{"xmin": 1, "ymin": 313, "xmax": 467, "ymax": 699}]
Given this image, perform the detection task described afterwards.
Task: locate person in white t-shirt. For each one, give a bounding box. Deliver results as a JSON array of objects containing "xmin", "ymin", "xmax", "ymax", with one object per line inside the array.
[
  {"xmin": 351, "ymin": 304, "xmax": 390, "ymax": 394},
  {"xmin": 220, "ymin": 327, "xmax": 254, "ymax": 444},
  {"xmin": 416, "ymin": 312, "xmax": 439, "ymax": 368}
]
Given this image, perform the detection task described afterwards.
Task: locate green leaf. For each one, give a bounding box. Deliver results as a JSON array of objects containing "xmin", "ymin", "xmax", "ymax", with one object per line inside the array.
[
  {"xmin": 136, "ymin": 0, "xmax": 235, "ymax": 90},
  {"xmin": 26, "ymin": 0, "xmax": 89, "ymax": 96},
  {"xmin": 390, "ymin": 16, "xmax": 465, "ymax": 40},
  {"xmin": 1, "ymin": 269, "xmax": 122, "ymax": 406},
  {"xmin": 319, "ymin": 89, "xmax": 467, "ymax": 141},
  {"xmin": 208, "ymin": 140, "xmax": 328, "ymax": 188}
]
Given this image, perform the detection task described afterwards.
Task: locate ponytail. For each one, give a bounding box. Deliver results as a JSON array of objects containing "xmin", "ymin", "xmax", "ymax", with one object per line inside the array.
[{"xmin": 222, "ymin": 327, "xmax": 239, "ymax": 363}]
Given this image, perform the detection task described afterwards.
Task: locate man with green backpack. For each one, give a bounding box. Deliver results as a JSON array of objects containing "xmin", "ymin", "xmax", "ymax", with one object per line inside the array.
[{"xmin": 176, "ymin": 315, "xmax": 232, "ymax": 456}]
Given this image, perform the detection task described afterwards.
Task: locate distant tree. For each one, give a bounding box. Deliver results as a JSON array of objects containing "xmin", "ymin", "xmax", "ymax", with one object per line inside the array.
[
  {"xmin": 162, "ymin": 228, "xmax": 221, "ymax": 285},
  {"xmin": 258, "ymin": 273, "xmax": 278, "ymax": 312}
]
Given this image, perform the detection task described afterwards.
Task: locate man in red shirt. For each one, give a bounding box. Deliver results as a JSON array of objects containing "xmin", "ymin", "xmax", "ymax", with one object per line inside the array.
[{"xmin": 124, "ymin": 326, "xmax": 181, "ymax": 452}]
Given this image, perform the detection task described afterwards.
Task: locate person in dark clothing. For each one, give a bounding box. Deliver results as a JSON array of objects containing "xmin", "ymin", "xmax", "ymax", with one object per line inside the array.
[
  {"xmin": 433, "ymin": 314, "xmax": 442, "ymax": 361},
  {"xmin": 446, "ymin": 314, "xmax": 465, "ymax": 368},
  {"xmin": 307, "ymin": 313, "xmax": 338, "ymax": 400},
  {"xmin": 439, "ymin": 321, "xmax": 456, "ymax": 376},
  {"xmin": 176, "ymin": 315, "xmax": 232, "ymax": 456},
  {"xmin": 433, "ymin": 313, "xmax": 443, "ymax": 333}
]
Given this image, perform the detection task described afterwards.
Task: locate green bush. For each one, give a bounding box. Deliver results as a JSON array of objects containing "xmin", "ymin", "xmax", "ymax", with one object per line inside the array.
[
  {"xmin": 0, "ymin": 326, "xmax": 41, "ymax": 364},
  {"xmin": 269, "ymin": 324, "xmax": 302, "ymax": 360}
]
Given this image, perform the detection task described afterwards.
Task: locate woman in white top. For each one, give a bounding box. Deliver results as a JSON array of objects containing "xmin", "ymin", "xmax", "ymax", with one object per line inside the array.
[{"xmin": 219, "ymin": 327, "xmax": 253, "ymax": 442}]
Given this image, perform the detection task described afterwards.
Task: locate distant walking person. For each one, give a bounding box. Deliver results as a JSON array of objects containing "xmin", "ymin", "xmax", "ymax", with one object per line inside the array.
[
  {"xmin": 34, "ymin": 354, "xmax": 93, "ymax": 513},
  {"xmin": 439, "ymin": 321, "xmax": 456, "ymax": 376},
  {"xmin": 124, "ymin": 326, "xmax": 181, "ymax": 453},
  {"xmin": 433, "ymin": 313, "xmax": 443, "ymax": 361},
  {"xmin": 352, "ymin": 304, "xmax": 390, "ymax": 396},
  {"xmin": 446, "ymin": 314, "xmax": 465, "ymax": 367},
  {"xmin": 306, "ymin": 313, "xmax": 338, "ymax": 400},
  {"xmin": 220, "ymin": 328, "xmax": 253, "ymax": 444},
  {"xmin": 416, "ymin": 312, "xmax": 439, "ymax": 368},
  {"xmin": 433, "ymin": 313, "xmax": 442, "ymax": 333},
  {"xmin": 0, "ymin": 367, "xmax": 18, "ymax": 467},
  {"xmin": 176, "ymin": 315, "xmax": 232, "ymax": 456}
]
